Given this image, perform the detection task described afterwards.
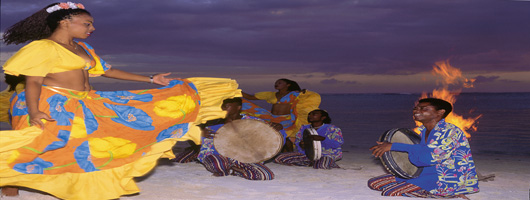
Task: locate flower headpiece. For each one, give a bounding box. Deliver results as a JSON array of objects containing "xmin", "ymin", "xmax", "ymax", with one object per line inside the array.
[{"xmin": 46, "ymin": 2, "xmax": 85, "ymax": 13}]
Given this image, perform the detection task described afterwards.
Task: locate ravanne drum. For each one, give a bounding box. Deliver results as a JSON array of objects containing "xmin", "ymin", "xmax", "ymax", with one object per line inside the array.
[
  {"xmin": 379, "ymin": 128, "xmax": 423, "ymax": 179},
  {"xmin": 303, "ymin": 128, "xmax": 322, "ymax": 161},
  {"xmin": 214, "ymin": 119, "xmax": 284, "ymax": 163}
]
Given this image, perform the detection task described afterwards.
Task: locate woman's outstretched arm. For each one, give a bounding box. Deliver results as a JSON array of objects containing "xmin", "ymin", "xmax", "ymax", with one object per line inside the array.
[
  {"xmin": 102, "ymin": 68, "xmax": 176, "ymax": 86},
  {"xmin": 242, "ymin": 92, "xmax": 259, "ymax": 100}
]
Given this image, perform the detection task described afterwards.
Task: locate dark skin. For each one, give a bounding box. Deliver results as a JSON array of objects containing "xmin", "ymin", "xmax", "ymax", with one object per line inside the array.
[
  {"xmin": 201, "ymin": 102, "xmax": 283, "ymax": 139},
  {"xmin": 242, "ymin": 79, "xmax": 292, "ymax": 115},
  {"xmin": 369, "ymin": 102, "xmax": 446, "ymax": 158},
  {"xmin": 299, "ymin": 110, "xmax": 327, "ymax": 148},
  {"xmin": 27, "ymin": 13, "xmax": 176, "ymax": 129}
]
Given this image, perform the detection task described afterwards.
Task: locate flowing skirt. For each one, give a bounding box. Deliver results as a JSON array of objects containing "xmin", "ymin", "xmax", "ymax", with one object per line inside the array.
[{"xmin": 0, "ymin": 78, "xmax": 240, "ymax": 200}]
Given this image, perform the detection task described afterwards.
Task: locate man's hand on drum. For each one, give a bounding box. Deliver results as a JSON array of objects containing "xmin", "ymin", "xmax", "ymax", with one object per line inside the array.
[
  {"xmin": 266, "ymin": 122, "xmax": 283, "ymax": 131},
  {"xmin": 310, "ymin": 135, "xmax": 326, "ymax": 141},
  {"xmin": 201, "ymin": 128, "xmax": 216, "ymax": 139},
  {"xmin": 369, "ymin": 141, "xmax": 392, "ymax": 158}
]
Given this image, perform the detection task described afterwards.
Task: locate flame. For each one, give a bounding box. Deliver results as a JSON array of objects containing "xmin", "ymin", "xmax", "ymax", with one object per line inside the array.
[{"xmin": 415, "ymin": 60, "xmax": 481, "ymax": 138}]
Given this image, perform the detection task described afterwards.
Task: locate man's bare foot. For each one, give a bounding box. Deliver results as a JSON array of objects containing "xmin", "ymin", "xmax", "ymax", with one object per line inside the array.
[{"xmin": 1, "ymin": 187, "xmax": 19, "ymax": 196}]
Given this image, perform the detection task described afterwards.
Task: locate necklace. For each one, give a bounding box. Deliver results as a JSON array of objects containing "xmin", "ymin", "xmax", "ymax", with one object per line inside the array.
[
  {"xmin": 55, "ymin": 40, "xmax": 78, "ymax": 51},
  {"xmin": 311, "ymin": 124, "xmax": 323, "ymax": 129}
]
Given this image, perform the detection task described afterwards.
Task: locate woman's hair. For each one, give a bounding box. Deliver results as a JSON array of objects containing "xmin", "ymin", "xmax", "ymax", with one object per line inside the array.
[
  {"xmin": 278, "ymin": 78, "xmax": 302, "ymax": 92},
  {"xmin": 4, "ymin": 74, "xmax": 26, "ymax": 92},
  {"xmin": 3, "ymin": 3, "xmax": 91, "ymax": 45}
]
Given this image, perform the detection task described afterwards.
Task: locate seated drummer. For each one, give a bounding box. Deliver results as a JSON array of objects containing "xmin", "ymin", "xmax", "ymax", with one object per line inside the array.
[
  {"xmin": 274, "ymin": 109, "xmax": 344, "ymax": 169},
  {"xmin": 368, "ymin": 98, "xmax": 479, "ymax": 198},
  {"xmin": 196, "ymin": 97, "xmax": 285, "ymax": 180}
]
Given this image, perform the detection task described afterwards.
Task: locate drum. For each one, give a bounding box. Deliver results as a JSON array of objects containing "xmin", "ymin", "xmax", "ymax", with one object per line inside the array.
[
  {"xmin": 214, "ymin": 119, "xmax": 284, "ymax": 163},
  {"xmin": 379, "ymin": 128, "xmax": 423, "ymax": 179},
  {"xmin": 303, "ymin": 128, "xmax": 322, "ymax": 161}
]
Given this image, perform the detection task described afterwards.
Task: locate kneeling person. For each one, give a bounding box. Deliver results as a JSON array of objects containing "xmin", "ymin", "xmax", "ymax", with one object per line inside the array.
[{"xmin": 274, "ymin": 109, "xmax": 344, "ymax": 169}]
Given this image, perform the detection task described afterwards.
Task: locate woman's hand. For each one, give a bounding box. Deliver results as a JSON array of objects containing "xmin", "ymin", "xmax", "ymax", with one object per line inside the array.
[
  {"xmin": 152, "ymin": 72, "xmax": 177, "ymax": 86},
  {"xmin": 29, "ymin": 111, "xmax": 55, "ymax": 129}
]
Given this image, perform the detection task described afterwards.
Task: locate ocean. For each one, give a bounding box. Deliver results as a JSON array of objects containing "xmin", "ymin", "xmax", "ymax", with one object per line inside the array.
[
  {"xmin": 317, "ymin": 92, "xmax": 530, "ymax": 157},
  {"xmin": 1, "ymin": 92, "xmax": 529, "ymax": 157}
]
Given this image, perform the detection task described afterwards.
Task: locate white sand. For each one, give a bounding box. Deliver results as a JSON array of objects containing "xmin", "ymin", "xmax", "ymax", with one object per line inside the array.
[{"xmin": 1, "ymin": 145, "xmax": 529, "ymax": 200}]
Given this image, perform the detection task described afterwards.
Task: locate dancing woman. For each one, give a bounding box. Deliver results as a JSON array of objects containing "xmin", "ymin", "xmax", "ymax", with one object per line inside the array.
[
  {"xmin": 0, "ymin": 2, "xmax": 240, "ymax": 199},
  {"xmin": 242, "ymin": 78, "xmax": 320, "ymax": 151}
]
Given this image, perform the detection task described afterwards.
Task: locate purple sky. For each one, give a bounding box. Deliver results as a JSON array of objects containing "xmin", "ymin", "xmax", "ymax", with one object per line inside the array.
[{"xmin": 1, "ymin": 0, "xmax": 529, "ymax": 94}]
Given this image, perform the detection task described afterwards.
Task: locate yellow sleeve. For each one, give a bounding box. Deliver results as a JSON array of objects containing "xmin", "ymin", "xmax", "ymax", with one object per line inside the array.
[
  {"xmin": 2, "ymin": 40, "xmax": 85, "ymax": 77},
  {"xmin": 254, "ymin": 91, "xmax": 277, "ymax": 104},
  {"xmin": 293, "ymin": 90, "xmax": 321, "ymax": 132}
]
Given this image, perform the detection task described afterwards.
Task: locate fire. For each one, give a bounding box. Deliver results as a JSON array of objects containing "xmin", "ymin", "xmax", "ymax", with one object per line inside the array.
[{"xmin": 415, "ymin": 60, "xmax": 481, "ymax": 138}]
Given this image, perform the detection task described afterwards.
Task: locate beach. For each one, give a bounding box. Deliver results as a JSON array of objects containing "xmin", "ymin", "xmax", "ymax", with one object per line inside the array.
[
  {"xmin": 2, "ymin": 144, "xmax": 529, "ymax": 200},
  {"xmin": 2, "ymin": 93, "xmax": 529, "ymax": 199}
]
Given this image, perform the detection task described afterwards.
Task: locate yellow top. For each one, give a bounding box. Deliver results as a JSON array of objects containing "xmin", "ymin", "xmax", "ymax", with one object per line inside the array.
[
  {"xmin": 2, "ymin": 39, "xmax": 87, "ymax": 76},
  {"xmin": 254, "ymin": 91, "xmax": 278, "ymax": 104}
]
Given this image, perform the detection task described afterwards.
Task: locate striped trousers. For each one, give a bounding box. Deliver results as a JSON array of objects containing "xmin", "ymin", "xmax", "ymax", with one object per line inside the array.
[
  {"xmin": 367, "ymin": 174, "xmax": 458, "ymax": 198},
  {"xmin": 202, "ymin": 154, "xmax": 274, "ymax": 180},
  {"xmin": 171, "ymin": 147, "xmax": 200, "ymax": 163},
  {"xmin": 274, "ymin": 152, "xmax": 340, "ymax": 169}
]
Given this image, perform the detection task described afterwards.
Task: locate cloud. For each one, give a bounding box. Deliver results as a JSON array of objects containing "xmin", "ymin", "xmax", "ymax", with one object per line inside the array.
[
  {"xmin": 320, "ymin": 78, "xmax": 357, "ymax": 85},
  {"xmin": 2, "ymin": 0, "xmax": 530, "ymax": 93},
  {"xmin": 473, "ymin": 75, "xmax": 522, "ymax": 84},
  {"xmin": 473, "ymin": 75, "xmax": 500, "ymax": 83}
]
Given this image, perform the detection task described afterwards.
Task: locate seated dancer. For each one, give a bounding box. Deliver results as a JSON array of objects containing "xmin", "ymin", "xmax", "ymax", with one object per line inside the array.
[
  {"xmin": 196, "ymin": 97, "xmax": 285, "ymax": 180},
  {"xmin": 0, "ymin": 3, "xmax": 240, "ymax": 199},
  {"xmin": 242, "ymin": 78, "xmax": 320, "ymax": 152},
  {"xmin": 368, "ymin": 98, "xmax": 479, "ymax": 198},
  {"xmin": 274, "ymin": 109, "xmax": 344, "ymax": 169}
]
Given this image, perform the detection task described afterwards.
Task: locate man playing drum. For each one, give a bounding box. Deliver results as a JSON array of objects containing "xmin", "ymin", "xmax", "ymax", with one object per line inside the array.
[
  {"xmin": 196, "ymin": 97, "xmax": 285, "ymax": 180},
  {"xmin": 368, "ymin": 98, "xmax": 479, "ymax": 198},
  {"xmin": 274, "ymin": 109, "xmax": 344, "ymax": 169}
]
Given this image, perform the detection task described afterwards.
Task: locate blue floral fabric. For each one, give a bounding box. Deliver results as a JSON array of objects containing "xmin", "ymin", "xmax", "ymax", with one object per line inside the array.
[{"xmin": 391, "ymin": 119, "xmax": 479, "ymax": 196}]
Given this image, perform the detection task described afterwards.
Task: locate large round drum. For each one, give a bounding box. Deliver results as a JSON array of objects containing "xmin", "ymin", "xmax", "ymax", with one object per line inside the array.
[
  {"xmin": 303, "ymin": 128, "xmax": 322, "ymax": 161},
  {"xmin": 379, "ymin": 128, "xmax": 423, "ymax": 179},
  {"xmin": 214, "ymin": 119, "xmax": 284, "ymax": 163}
]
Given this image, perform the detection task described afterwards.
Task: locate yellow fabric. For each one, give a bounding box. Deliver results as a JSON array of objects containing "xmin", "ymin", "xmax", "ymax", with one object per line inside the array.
[
  {"xmin": 292, "ymin": 90, "xmax": 321, "ymax": 136},
  {"xmin": 242, "ymin": 90, "xmax": 321, "ymax": 138},
  {"xmin": 2, "ymin": 39, "xmax": 86, "ymax": 77},
  {"xmin": 77, "ymin": 42, "xmax": 112, "ymax": 77},
  {"xmin": 0, "ymin": 77, "xmax": 241, "ymax": 200},
  {"xmin": 0, "ymin": 88, "xmax": 14, "ymax": 123},
  {"xmin": 0, "ymin": 84, "xmax": 25, "ymax": 123},
  {"xmin": 254, "ymin": 91, "xmax": 277, "ymax": 104}
]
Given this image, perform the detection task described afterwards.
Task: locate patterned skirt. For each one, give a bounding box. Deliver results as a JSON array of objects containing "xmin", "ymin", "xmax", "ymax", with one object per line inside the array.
[{"xmin": 0, "ymin": 78, "xmax": 241, "ymax": 200}]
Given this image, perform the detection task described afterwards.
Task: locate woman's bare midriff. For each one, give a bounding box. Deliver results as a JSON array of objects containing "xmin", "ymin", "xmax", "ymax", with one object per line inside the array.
[
  {"xmin": 42, "ymin": 69, "xmax": 90, "ymax": 91},
  {"xmin": 271, "ymin": 103, "xmax": 291, "ymax": 115}
]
